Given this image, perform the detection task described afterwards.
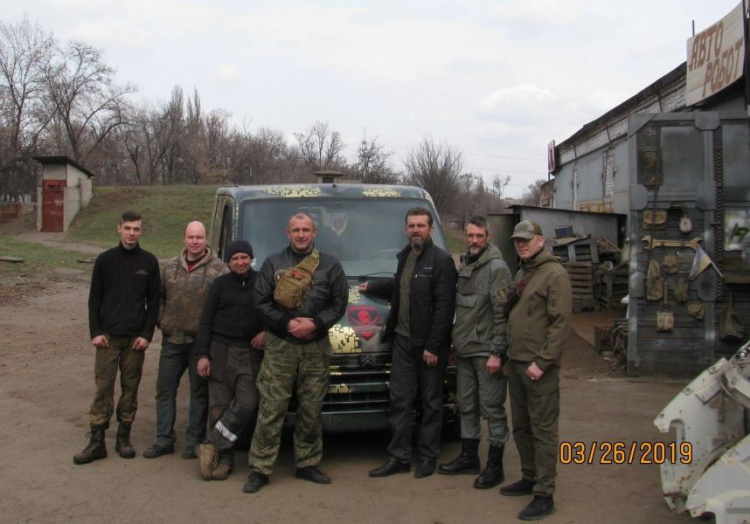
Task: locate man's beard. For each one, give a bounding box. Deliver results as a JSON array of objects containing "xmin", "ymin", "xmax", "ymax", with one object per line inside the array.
[{"xmin": 410, "ymin": 236, "xmax": 425, "ymax": 250}]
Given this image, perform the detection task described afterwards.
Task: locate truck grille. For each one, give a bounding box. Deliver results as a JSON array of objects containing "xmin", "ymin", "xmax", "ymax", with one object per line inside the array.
[{"xmin": 288, "ymin": 353, "xmax": 391, "ymax": 414}]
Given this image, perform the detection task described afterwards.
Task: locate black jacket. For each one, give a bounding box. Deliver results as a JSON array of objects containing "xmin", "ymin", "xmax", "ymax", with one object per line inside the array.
[
  {"xmin": 369, "ymin": 238, "xmax": 457, "ymax": 355},
  {"xmin": 254, "ymin": 245, "xmax": 348, "ymax": 344},
  {"xmin": 88, "ymin": 243, "xmax": 161, "ymax": 340},
  {"xmin": 195, "ymin": 270, "xmax": 265, "ymax": 357}
]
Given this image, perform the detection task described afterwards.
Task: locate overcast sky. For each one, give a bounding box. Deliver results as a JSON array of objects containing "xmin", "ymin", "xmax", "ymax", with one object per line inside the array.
[{"xmin": 5, "ymin": 0, "xmax": 741, "ymax": 197}]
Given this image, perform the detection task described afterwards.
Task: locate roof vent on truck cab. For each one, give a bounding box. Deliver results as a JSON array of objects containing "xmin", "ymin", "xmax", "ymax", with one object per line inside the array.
[{"xmin": 314, "ymin": 170, "xmax": 343, "ymax": 185}]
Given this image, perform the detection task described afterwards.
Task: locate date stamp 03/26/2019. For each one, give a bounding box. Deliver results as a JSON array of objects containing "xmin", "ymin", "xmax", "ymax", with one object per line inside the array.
[{"xmin": 559, "ymin": 441, "xmax": 693, "ymax": 465}]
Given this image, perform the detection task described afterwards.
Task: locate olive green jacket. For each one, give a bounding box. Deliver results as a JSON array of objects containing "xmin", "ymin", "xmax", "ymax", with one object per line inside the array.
[
  {"xmin": 452, "ymin": 244, "xmax": 512, "ymax": 359},
  {"xmin": 158, "ymin": 247, "xmax": 228, "ymax": 344},
  {"xmin": 507, "ymin": 248, "xmax": 571, "ymax": 371}
]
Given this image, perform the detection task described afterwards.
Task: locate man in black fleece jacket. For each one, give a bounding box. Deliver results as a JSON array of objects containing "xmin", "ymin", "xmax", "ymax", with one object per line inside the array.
[
  {"xmin": 74, "ymin": 210, "xmax": 160, "ymax": 465},
  {"xmin": 195, "ymin": 240, "xmax": 265, "ymax": 481}
]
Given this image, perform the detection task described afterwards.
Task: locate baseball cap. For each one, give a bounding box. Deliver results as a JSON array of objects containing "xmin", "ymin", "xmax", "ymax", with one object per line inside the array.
[{"xmin": 510, "ymin": 220, "xmax": 543, "ymax": 240}]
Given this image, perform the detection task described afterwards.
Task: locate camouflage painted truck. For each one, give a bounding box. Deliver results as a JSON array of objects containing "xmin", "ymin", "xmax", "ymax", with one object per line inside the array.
[{"xmin": 208, "ymin": 183, "xmax": 458, "ymax": 434}]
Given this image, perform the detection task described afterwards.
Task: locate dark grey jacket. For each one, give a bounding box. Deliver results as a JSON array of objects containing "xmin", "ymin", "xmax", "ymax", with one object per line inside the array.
[
  {"xmin": 255, "ymin": 245, "xmax": 348, "ymax": 344},
  {"xmin": 452, "ymin": 243, "xmax": 511, "ymax": 359}
]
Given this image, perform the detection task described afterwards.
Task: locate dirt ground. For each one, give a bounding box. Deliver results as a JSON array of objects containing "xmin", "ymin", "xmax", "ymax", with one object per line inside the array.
[{"xmin": 0, "ymin": 260, "xmax": 696, "ymax": 524}]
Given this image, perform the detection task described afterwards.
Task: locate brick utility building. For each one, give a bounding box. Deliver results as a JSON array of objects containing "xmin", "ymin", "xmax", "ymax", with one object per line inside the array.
[
  {"xmin": 35, "ymin": 156, "xmax": 95, "ymax": 233},
  {"xmin": 548, "ymin": 3, "xmax": 749, "ymax": 375}
]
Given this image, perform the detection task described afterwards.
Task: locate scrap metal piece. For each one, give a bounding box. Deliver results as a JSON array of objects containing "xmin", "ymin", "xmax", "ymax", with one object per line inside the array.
[
  {"xmin": 685, "ymin": 435, "xmax": 750, "ymax": 523},
  {"xmin": 655, "ymin": 340, "xmax": 750, "ymax": 522}
]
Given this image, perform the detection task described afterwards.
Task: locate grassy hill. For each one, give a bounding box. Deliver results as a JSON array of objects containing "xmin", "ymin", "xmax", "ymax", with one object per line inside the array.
[
  {"xmin": 0, "ymin": 185, "xmax": 218, "ymax": 280},
  {"xmin": 67, "ymin": 185, "xmax": 218, "ymax": 257}
]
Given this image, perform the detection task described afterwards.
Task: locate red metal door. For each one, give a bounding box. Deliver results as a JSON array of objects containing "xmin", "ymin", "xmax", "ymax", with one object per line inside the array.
[{"xmin": 42, "ymin": 180, "xmax": 65, "ymax": 232}]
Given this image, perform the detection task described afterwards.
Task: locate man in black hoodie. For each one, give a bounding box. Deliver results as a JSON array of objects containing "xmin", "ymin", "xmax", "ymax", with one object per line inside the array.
[
  {"xmin": 195, "ymin": 240, "xmax": 265, "ymax": 481},
  {"xmin": 73, "ymin": 210, "xmax": 160, "ymax": 465}
]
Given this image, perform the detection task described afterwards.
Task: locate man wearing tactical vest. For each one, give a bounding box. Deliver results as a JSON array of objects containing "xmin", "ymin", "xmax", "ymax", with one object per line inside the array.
[{"xmin": 243, "ymin": 212, "xmax": 348, "ymax": 494}]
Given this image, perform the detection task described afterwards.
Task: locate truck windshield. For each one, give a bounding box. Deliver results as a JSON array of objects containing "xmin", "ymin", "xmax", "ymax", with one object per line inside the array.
[{"xmin": 241, "ymin": 198, "xmax": 448, "ymax": 277}]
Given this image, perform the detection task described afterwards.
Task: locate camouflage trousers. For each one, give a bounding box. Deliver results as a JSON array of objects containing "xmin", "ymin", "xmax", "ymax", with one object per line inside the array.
[
  {"xmin": 89, "ymin": 335, "xmax": 146, "ymax": 429},
  {"xmin": 248, "ymin": 332, "xmax": 330, "ymax": 476},
  {"xmin": 507, "ymin": 360, "xmax": 560, "ymax": 497}
]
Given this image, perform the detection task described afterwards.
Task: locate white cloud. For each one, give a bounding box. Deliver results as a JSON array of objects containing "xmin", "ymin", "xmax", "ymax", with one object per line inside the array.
[
  {"xmin": 213, "ymin": 63, "xmax": 240, "ymax": 85},
  {"xmin": 477, "ymin": 85, "xmax": 558, "ymax": 121}
]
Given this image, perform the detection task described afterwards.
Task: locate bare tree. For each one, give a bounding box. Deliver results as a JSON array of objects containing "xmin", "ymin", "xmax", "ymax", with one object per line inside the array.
[
  {"xmin": 353, "ymin": 135, "xmax": 400, "ymax": 184},
  {"xmin": 120, "ymin": 102, "xmax": 170, "ymax": 185},
  {"xmin": 45, "ymin": 40, "xmax": 136, "ymax": 163},
  {"xmin": 202, "ymin": 108, "xmax": 231, "ymax": 183},
  {"xmin": 0, "ymin": 18, "xmax": 56, "ymax": 199},
  {"xmin": 294, "ymin": 121, "xmax": 345, "ymax": 172},
  {"xmin": 156, "ymin": 85, "xmax": 186, "ymax": 184},
  {"xmin": 520, "ymin": 179, "xmax": 547, "ymax": 205},
  {"xmin": 403, "ymin": 137, "xmax": 465, "ymax": 215},
  {"xmin": 491, "ymin": 174, "xmax": 511, "ymax": 199}
]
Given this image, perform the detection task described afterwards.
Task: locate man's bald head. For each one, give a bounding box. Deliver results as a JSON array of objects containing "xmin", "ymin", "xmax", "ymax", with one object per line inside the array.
[{"xmin": 184, "ymin": 221, "xmax": 208, "ymax": 260}]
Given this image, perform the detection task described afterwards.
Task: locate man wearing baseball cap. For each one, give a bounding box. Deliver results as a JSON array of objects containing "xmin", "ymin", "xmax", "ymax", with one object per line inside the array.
[{"xmin": 500, "ymin": 220, "xmax": 571, "ymax": 521}]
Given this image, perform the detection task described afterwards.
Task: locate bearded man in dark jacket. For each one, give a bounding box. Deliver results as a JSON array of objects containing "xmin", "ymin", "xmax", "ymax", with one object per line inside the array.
[{"xmin": 365, "ymin": 207, "xmax": 457, "ymax": 479}]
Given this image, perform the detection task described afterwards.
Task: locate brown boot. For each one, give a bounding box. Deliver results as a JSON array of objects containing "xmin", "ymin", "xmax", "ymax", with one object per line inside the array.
[
  {"xmin": 211, "ymin": 462, "xmax": 232, "ymax": 480},
  {"xmin": 198, "ymin": 443, "xmax": 219, "ymax": 481},
  {"xmin": 115, "ymin": 423, "xmax": 136, "ymax": 459},
  {"xmin": 73, "ymin": 427, "xmax": 107, "ymax": 465}
]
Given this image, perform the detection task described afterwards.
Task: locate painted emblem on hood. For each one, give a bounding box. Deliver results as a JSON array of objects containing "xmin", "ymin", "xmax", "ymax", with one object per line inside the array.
[{"xmin": 347, "ymin": 305, "xmax": 381, "ymax": 341}]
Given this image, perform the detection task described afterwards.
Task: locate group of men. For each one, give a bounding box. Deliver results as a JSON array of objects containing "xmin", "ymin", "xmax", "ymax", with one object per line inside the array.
[
  {"xmin": 74, "ymin": 207, "xmax": 570, "ymax": 522},
  {"xmin": 362, "ymin": 210, "xmax": 571, "ymax": 521},
  {"xmin": 74, "ymin": 210, "xmax": 346, "ymax": 488}
]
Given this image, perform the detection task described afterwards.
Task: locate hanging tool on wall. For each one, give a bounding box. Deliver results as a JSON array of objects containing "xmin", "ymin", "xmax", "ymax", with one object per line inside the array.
[
  {"xmin": 719, "ymin": 291, "xmax": 745, "ymax": 341},
  {"xmin": 646, "ymin": 259, "xmax": 664, "ymax": 301},
  {"xmin": 641, "ymin": 236, "xmax": 702, "ymax": 251},
  {"xmin": 674, "ymin": 277, "xmax": 689, "ymax": 303},
  {"xmin": 657, "ymin": 281, "xmax": 674, "ymax": 332},
  {"xmin": 679, "ymin": 215, "xmax": 693, "ymax": 234}
]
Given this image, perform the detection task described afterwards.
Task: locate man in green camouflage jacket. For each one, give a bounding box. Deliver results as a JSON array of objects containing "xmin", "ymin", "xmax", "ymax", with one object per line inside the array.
[{"xmin": 143, "ymin": 221, "xmax": 228, "ymax": 460}]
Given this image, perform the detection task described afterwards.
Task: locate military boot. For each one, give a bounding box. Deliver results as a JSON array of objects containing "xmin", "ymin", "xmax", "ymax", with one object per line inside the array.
[
  {"xmin": 115, "ymin": 423, "xmax": 136, "ymax": 459},
  {"xmin": 437, "ymin": 438, "xmax": 480, "ymax": 475},
  {"xmin": 474, "ymin": 444, "xmax": 504, "ymax": 489},
  {"xmin": 73, "ymin": 426, "xmax": 107, "ymax": 465}
]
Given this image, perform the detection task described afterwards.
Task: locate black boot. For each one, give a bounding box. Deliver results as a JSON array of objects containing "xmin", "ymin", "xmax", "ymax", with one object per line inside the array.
[
  {"xmin": 115, "ymin": 423, "xmax": 136, "ymax": 459},
  {"xmin": 73, "ymin": 426, "xmax": 107, "ymax": 465},
  {"xmin": 437, "ymin": 438, "xmax": 480, "ymax": 475},
  {"xmin": 474, "ymin": 444, "xmax": 504, "ymax": 489}
]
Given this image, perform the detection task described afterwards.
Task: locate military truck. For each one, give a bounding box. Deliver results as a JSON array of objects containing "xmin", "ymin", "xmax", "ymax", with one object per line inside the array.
[{"xmin": 208, "ymin": 183, "xmax": 458, "ymax": 434}]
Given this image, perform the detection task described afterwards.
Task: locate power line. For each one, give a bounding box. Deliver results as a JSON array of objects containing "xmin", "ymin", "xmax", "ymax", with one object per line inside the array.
[{"xmin": 379, "ymin": 142, "xmax": 542, "ymax": 162}]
